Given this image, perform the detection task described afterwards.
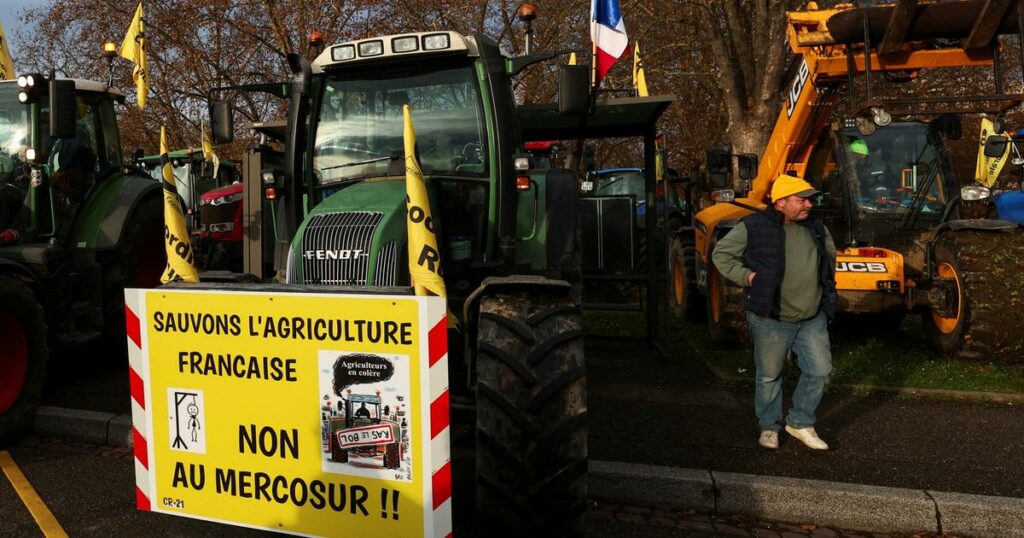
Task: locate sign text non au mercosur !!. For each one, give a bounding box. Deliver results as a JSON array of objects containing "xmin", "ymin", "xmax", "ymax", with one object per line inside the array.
[{"xmin": 126, "ymin": 289, "xmax": 451, "ymax": 537}]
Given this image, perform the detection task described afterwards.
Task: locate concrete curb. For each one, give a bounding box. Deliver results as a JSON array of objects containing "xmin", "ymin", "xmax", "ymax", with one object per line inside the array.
[
  {"xmin": 32, "ymin": 406, "xmax": 132, "ymax": 447},
  {"xmin": 591, "ymin": 460, "xmax": 1024, "ymax": 536},
  {"xmin": 34, "ymin": 407, "xmax": 1024, "ymax": 537}
]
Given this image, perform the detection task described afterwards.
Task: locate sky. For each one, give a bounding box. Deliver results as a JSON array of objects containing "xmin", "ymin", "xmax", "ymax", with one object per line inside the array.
[{"xmin": 1, "ymin": 0, "xmax": 49, "ymax": 69}]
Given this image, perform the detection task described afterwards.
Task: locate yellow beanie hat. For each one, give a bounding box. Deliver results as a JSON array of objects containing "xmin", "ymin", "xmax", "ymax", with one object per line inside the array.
[{"xmin": 770, "ymin": 174, "xmax": 819, "ymax": 202}]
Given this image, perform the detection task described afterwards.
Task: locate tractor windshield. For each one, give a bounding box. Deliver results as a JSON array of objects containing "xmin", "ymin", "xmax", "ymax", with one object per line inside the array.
[
  {"xmin": 312, "ymin": 66, "xmax": 487, "ymax": 185},
  {"xmin": 838, "ymin": 124, "xmax": 951, "ymax": 215},
  {"xmin": 0, "ymin": 85, "xmax": 30, "ymax": 228}
]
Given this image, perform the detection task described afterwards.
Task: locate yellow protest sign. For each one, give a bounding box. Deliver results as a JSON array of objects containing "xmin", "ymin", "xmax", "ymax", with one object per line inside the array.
[
  {"xmin": 124, "ymin": 288, "xmax": 452, "ymax": 537},
  {"xmin": 160, "ymin": 126, "xmax": 199, "ymax": 283},
  {"xmin": 403, "ymin": 104, "xmax": 446, "ymax": 298},
  {"xmin": 976, "ymin": 117, "xmax": 1010, "ymax": 188}
]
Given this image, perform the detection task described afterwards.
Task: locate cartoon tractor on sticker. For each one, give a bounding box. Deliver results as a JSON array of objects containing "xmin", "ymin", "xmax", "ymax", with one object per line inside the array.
[{"xmin": 330, "ymin": 392, "xmax": 402, "ymax": 469}]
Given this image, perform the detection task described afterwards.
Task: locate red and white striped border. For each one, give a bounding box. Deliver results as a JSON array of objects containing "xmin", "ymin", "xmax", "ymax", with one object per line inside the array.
[
  {"xmin": 425, "ymin": 299, "xmax": 452, "ymax": 538},
  {"xmin": 124, "ymin": 290, "xmax": 152, "ymax": 512},
  {"xmin": 124, "ymin": 290, "xmax": 451, "ymax": 536}
]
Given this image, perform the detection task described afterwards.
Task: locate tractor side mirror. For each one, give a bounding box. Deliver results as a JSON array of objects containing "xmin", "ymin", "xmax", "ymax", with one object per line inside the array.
[
  {"xmin": 48, "ymin": 79, "xmax": 76, "ymax": 139},
  {"xmin": 558, "ymin": 65, "xmax": 590, "ymax": 117},
  {"xmin": 737, "ymin": 154, "xmax": 758, "ymax": 181},
  {"xmin": 583, "ymin": 145, "xmax": 596, "ymax": 171},
  {"xmin": 210, "ymin": 100, "xmax": 234, "ymax": 145},
  {"xmin": 984, "ymin": 135, "xmax": 1009, "ymax": 158},
  {"xmin": 200, "ymin": 160, "xmax": 215, "ymax": 179}
]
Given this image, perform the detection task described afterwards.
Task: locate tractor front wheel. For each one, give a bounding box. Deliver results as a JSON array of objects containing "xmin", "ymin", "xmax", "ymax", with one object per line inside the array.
[
  {"xmin": 923, "ymin": 231, "xmax": 1024, "ymax": 362},
  {"xmin": 476, "ymin": 291, "xmax": 586, "ymax": 536},
  {"xmin": 669, "ymin": 230, "xmax": 704, "ymax": 321},
  {"xmin": 0, "ymin": 276, "xmax": 48, "ymax": 444}
]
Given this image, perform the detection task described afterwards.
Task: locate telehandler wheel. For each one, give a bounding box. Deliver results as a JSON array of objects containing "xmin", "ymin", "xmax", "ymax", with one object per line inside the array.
[
  {"xmin": 669, "ymin": 230, "xmax": 704, "ymax": 321},
  {"xmin": 0, "ymin": 276, "xmax": 48, "ymax": 444},
  {"xmin": 476, "ymin": 291, "xmax": 586, "ymax": 537},
  {"xmin": 923, "ymin": 231, "xmax": 1024, "ymax": 362},
  {"xmin": 706, "ymin": 263, "xmax": 747, "ymax": 344},
  {"xmin": 101, "ymin": 194, "xmax": 166, "ymax": 354}
]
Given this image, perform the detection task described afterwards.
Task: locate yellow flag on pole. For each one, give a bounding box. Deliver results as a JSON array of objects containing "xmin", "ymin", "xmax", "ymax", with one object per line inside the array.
[
  {"xmin": 632, "ymin": 42, "xmax": 649, "ymax": 97},
  {"xmin": 201, "ymin": 122, "xmax": 220, "ymax": 179},
  {"xmin": 403, "ymin": 104, "xmax": 446, "ymax": 298},
  {"xmin": 0, "ymin": 21, "xmax": 16, "ymax": 80},
  {"xmin": 568, "ymin": 52, "xmax": 577, "ymax": 65},
  {"xmin": 160, "ymin": 126, "xmax": 199, "ymax": 283},
  {"xmin": 119, "ymin": 2, "xmax": 148, "ymax": 109},
  {"xmin": 976, "ymin": 117, "xmax": 1010, "ymax": 188}
]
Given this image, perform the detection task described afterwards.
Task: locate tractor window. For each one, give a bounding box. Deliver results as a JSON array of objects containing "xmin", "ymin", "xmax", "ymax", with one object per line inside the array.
[
  {"xmin": 838, "ymin": 124, "xmax": 949, "ymax": 215},
  {"xmin": 0, "ymin": 85, "xmax": 30, "ymax": 228},
  {"xmin": 313, "ymin": 66, "xmax": 487, "ymax": 185},
  {"xmin": 97, "ymin": 98, "xmax": 121, "ymax": 171}
]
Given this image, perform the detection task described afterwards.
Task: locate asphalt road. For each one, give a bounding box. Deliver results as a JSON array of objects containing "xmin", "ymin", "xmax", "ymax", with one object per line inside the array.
[{"xmin": 586, "ymin": 338, "xmax": 1024, "ymax": 498}]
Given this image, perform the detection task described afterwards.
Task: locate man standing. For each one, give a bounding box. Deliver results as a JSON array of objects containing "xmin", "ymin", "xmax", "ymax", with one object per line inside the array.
[{"xmin": 712, "ymin": 175, "xmax": 837, "ymax": 450}]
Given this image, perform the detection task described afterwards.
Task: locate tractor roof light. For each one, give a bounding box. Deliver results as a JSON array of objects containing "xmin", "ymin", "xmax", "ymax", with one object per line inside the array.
[
  {"xmin": 961, "ymin": 185, "xmax": 991, "ymax": 201},
  {"xmin": 514, "ymin": 155, "xmax": 530, "ymax": 171},
  {"xmin": 392, "ymin": 36, "xmax": 418, "ymax": 53},
  {"xmin": 422, "ymin": 33, "xmax": 450, "ymax": 51},
  {"xmin": 331, "ymin": 44, "xmax": 356, "ymax": 62},
  {"xmin": 103, "ymin": 41, "xmax": 117, "ymax": 59},
  {"xmin": 358, "ymin": 40, "xmax": 384, "ymax": 57}
]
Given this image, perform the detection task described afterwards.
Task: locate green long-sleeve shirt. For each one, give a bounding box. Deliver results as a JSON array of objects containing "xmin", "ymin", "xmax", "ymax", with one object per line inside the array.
[{"xmin": 711, "ymin": 221, "xmax": 836, "ymax": 322}]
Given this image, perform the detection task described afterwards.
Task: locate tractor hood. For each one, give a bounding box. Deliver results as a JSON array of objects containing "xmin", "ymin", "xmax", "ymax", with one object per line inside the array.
[
  {"xmin": 287, "ymin": 179, "xmax": 407, "ymax": 287},
  {"xmin": 200, "ymin": 182, "xmax": 243, "ymax": 202}
]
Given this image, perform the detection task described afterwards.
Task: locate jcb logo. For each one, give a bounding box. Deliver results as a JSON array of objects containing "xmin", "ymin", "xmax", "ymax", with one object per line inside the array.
[
  {"xmin": 836, "ymin": 262, "xmax": 887, "ymax": 273},
  {"xmin": 785, "ymin": 60, "xmax": 810, "ymax": 118}
]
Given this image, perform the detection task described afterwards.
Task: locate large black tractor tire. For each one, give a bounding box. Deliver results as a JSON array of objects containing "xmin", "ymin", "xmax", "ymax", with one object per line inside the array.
[
  {"xmin": 669, "ymin": 229, "xmax": 705, "ymax": 321},
  {"xmin": 384, "ymin": 442, "xmax": 401, "ymax": 469},
  {"xmin": 923, "ymin": 231, "xmax": 1024, "ymax": 363},
  {"xmin": 0, "ymin": 276, "xmax": 48, "ymax": 445},
  {"xmin": 101, "ymin": 194, "xmax": 167, "ymax": 354},
  {"xmin": 706, "ymin": 263, "xmax": 748, "ymax": 344},
  {"xmin": 476, "ymin": 291, "xmax": 586, "ymax": 537}
]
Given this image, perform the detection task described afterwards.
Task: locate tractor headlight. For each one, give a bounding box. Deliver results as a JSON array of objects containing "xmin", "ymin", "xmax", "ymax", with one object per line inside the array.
[
  {"xmin": 17, "ymin": 91, "xmax": 29, "ymax": 103},
  {"xmin": 208, "ymin": 192, "xmax": 243, "ymax": 206},
  {"xmin": 514, "ymin": 156, "xmax": 530, "ymax": 171},
  {"xmin": 961, "ymin": 185, "xmax": 991, "ymax": 201},
  {"xmin": 711, "ymin": 189, "xmax": 736, "ymax": 203},
  {"xmin": 25, "ymin": 148, "xmax": 35, "ymax": 162},
  {"xmin": 17, "ymin": 75, "xmax": 34, "ymax": 88}
]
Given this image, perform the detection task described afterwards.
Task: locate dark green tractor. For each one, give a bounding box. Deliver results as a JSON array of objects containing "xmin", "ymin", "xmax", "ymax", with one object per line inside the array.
[
  {"xmin": 210, "ymin": 30, "xmax": 670, "ymax": 534},
  {"xmin": 0, "ymin": 76, "xmax": 165, "ymax": 442}
]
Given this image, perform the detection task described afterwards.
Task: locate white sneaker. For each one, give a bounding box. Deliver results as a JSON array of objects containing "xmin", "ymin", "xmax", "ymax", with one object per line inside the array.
[
  {"xmin": 785, "ymin": 425, "xmax": 829, "ymax": 450},
  {"xmin": 758, "ymin": 430, "xmax": 779, "ymax": 450}
]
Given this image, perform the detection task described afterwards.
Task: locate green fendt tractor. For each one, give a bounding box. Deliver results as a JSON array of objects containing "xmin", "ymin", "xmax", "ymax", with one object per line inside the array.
[
  {"xmin": 206, "ymin": 31, "xmax": 656, "ymax": 535},
  {"xmin": 0, "ymin": 76, "xmax": 165, "ymax": 442}
]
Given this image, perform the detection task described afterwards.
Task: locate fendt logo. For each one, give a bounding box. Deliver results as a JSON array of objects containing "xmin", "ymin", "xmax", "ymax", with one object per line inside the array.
[
  {"xmin": 303, "ymin": 249, "xmax": 365, "ymax": 261},
  {"xmin": 836, "ymin": 262, "xmax": 887, "ymax": 273}
]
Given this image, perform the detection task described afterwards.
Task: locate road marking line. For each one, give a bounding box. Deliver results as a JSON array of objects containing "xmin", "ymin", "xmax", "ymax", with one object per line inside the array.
[{"xmin": 0, "ymin": 450, "xmax": 69, "ymax": 538}]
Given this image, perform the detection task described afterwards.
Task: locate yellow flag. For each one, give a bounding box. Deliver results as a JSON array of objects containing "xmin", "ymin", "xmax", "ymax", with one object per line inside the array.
[
  {"xmin": 568, "ymin": 52, "xmax": 577, "ymax": 65},
  {"xmin": 976, "ymin": 117, "xmax": 1010, "ymax": 188},
  {"xmin": 0, "ymin": 21, "xmax": 15, "ymax": 80},
  {"xmin": 403, "ymin": 104, "xmax": 445, "ymax": 298},
  {"xmin": 160, "ymin": 126, "xmax": 199, "ymax": 283},
  {"xmin": 632, "ymin": 42, "xmax": 649, "ymax": 97},
  {"xmin": 119, "ymin": 2, "xmax": 148, "ymax": 109},
  {"xmin": 201, "ymin": 122, "xmax": 220, "ymax": 179}
]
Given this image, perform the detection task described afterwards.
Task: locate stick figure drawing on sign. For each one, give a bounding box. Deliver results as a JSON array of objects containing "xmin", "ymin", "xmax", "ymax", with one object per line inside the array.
[{"xmin": 187, "ymin": 400, "xmax": 201, "ymax": 442}]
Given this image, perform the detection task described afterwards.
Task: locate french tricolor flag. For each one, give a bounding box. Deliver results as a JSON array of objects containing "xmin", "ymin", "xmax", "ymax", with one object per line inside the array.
[{"xmin": 591, "ymin": 0, "xmax": 628, "ymax": 85}]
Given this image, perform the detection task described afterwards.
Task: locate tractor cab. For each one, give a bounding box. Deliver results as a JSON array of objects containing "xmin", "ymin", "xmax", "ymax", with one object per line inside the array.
[{"xmin": 342, "ymin": 393, "xmax": 383, "ymax": 428}]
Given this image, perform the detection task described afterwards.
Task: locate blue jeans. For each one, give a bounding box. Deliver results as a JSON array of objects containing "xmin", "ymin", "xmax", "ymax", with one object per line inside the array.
[{"xmin": 746, "ymin": 310, "xmax": 833, "ymax": 432}]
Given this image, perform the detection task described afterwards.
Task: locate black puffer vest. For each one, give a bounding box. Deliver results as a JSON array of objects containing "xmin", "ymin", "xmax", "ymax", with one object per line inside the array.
[{"xmin": 741, "ymin": 207, "xmax": 837, "ymax": 320}]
